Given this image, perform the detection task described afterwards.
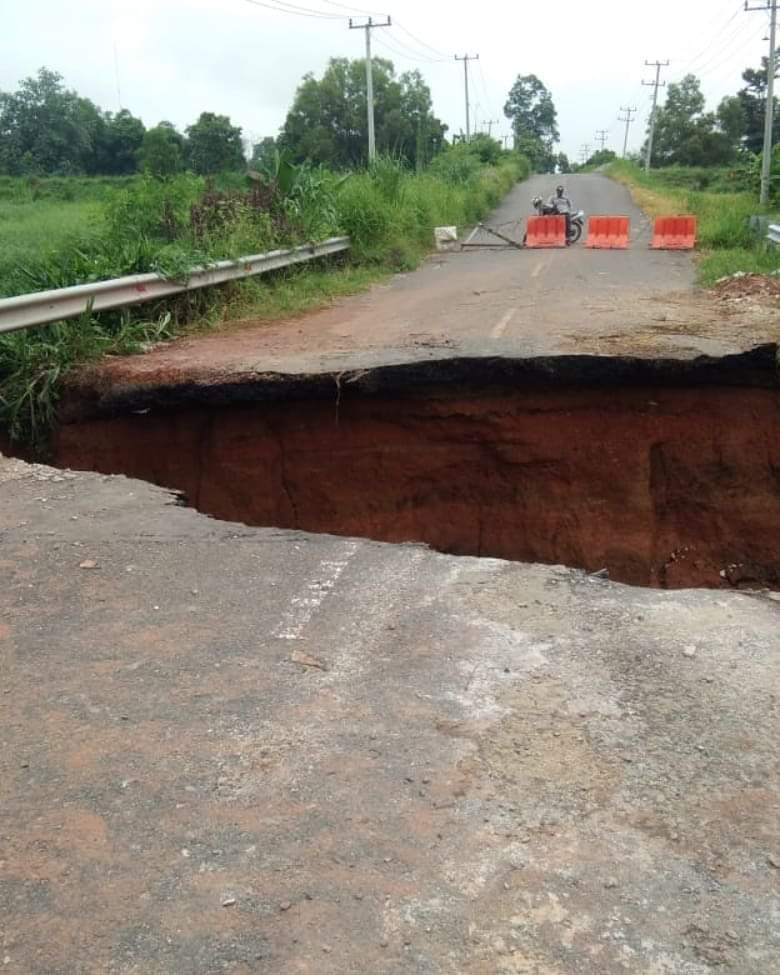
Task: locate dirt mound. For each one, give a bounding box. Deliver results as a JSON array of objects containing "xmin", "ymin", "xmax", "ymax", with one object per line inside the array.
[{"xmin": 712, "ymin": 272, "xmax": 780, "ymax": 301}]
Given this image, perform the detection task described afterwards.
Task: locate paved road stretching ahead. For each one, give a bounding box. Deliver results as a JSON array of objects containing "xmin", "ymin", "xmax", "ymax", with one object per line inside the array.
[{"xmin": 76, "ymin": 173, "xmax": 774, "ymax": 392}]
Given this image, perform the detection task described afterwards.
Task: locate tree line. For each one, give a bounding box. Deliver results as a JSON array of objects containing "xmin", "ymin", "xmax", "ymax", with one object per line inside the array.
[
  {"xmin": 6, "ymin": 55, "xmax": 769, "ymax": 180},
  {"xmin": 644, "ymin": 56, "xmax": 777, "ymax": 167},
  {"xmin": 0, "ymin": 68, "xmax": 246, "ymax": 178},
  {"xmin": 1, "ymin": 62, "xmax": 545, "ymax": 179}
]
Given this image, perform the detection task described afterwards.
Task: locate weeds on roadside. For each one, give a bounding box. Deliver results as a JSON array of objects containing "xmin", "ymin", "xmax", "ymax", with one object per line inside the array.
[
  {"xmin": 0, "ymin": 150, "xmax": 528, "ymax": 450},
  {"xmin": 606, "ymin": 160, "xmax": 779, "ymax": 283}
]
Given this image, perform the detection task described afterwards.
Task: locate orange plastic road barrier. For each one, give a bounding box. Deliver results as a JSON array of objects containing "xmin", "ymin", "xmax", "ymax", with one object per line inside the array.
[
  {"xmin": 525, "ymin": 214, "xmax": 567, "ymax": 248},
  {"xmin": 650, "ymin": 215, "xmax": 697, "ymax": 250},
  {"xmin": 585, "ymin": 215, "xmax": 630, "ymax": 249}
]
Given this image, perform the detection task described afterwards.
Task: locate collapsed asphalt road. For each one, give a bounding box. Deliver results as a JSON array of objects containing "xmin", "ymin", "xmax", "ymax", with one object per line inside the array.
[
  {"xmin": 2, "ymin": 173, "xmax": 780, "ymax": 974},
  {"xmin": 1, "ymin": 456, "xmax": 779, "ymax": 974}
]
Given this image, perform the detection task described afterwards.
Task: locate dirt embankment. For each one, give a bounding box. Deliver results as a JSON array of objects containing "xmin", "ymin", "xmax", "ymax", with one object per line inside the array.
[{"xmin": 50, "ymin": 351, "xmax": 780, "ymax": 590}]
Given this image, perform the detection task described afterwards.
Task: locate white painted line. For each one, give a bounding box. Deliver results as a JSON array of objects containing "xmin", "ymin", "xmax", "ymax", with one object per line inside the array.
[
  {"xmin": 274, "ymin": 541, "xmax": 359, "ymax": 640},
  {"xmin": 490, "ymin": 308, "xmax": 516, "ymax": 339},
  {"xmin": 531, "ymin": 261, "xmax": 545, "ymax": 279}
]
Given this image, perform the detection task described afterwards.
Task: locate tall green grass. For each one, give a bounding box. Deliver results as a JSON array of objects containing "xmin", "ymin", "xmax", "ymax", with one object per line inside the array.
[
  {"xmin": 0, "ymin": 200, "xmax": 104, "ymax": 294},
  {"xmin": 0, "ymin": 151, "xmax": 528, "ymax": 450},
  {"xmin": 338, "ymin": 154, "xmax": 524, "ymax": 267},
  {"xmin": 606, "ymin": 160, "xmax": 777, "ymax": 284}
]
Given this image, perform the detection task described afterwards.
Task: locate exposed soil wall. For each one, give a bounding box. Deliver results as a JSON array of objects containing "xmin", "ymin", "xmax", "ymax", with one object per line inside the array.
[{"xmin": 52, "ymin": 381, "xmax": 780, "ymax": 589}]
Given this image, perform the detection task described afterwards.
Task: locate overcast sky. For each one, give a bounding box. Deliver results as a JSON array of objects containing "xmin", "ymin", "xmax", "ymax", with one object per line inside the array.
[{"xmin": 2, "ymin": 0, "xmax": 773, "ymax": 159}]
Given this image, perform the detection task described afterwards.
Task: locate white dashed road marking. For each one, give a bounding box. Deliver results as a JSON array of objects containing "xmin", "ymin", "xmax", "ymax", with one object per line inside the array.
[
  {"xmin": 274, "ymin": 541, "xmax": 359, "ymax": 640},
  {"xmin": 490, "ymin": 308, "xmax": 516, "ymax": 339}
]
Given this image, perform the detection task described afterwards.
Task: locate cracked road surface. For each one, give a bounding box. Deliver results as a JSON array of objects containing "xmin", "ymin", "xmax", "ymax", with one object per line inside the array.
[{"xmin": 1, "ymin": 457, "xmax": 779, "ymax": 973}]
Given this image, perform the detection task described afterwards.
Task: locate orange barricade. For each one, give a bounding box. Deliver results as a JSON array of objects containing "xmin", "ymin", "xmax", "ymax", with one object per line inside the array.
[
  {"xmin": 585, "ymin": 215, "xmax": 630, "ymax": 249},
  {"xmin": 525, "ymin": 215, "xmax": 567, "ymax": 248},
  {"xmin": 650, "ymin": 215, "xmax": 697, "ymax": 250}
]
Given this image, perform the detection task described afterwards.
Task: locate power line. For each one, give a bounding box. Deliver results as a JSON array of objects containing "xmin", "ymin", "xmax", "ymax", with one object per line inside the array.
[
  {"xmin": 394, "ymin": 21, "xmax": 450, "ymax": 60},
  {"xmin": 595, "ymin": 129, "xmax": 609, "ymax": 150},
  {"xmin": 251, "ymin": 0, "xmax": 451, "ymax": 64},
  {"xmin": 675, "ymin": 2, "xmax": 744, "ymax": 71},
  {"xmin": 373, "ymin": 33, "xmax": 444, "ymax": 64},
  {"xmin": 642, "ymin": 59, "xmax": 669, "ymax": 172},
  {"xmin": 696, "ymin": 23, "xmax": 766, "ymax": 80},
  {"xmin": 455, "ymin": 53, "xmax": 479, "ymax": 141},
  {"xmin": 244, "ymin": 0, "xmax": 342, "ymax": 20},
  {"xmin": 319, "ymin": 0, "xmax": 385, "ymax": 13},
  {"xmin": 384, "ymin": 25, "xmax": 448, "ymax": 62},
  {"xmin": 691, "ymin": 18, "xmax": 758, "ymax": 75}
]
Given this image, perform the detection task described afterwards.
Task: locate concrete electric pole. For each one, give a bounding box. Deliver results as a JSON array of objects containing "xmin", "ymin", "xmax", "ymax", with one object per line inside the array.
[
  {"xmin": 349, "ymin": 16, "xmax": 392, "ymax": 163},
  {"xmin": 618, "ymin": 106, "xmax": 637, "ymax": 158},
  {"xmin": 643, "ymin": 60, "xmax": 669, "ymax": 172},
  {"xmin": 455, "ymin": 54, "xmax": 479, "ymax": 141},
  {"xmin": 745, "ymin": 0, "xmax": 778, "ymax": 204},
  {"xmin": 595, "ymin": 129, "xmax": 609, "ymax": 151}
]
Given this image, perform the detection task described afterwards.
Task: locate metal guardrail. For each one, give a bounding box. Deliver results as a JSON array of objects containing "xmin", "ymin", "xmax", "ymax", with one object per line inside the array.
[
  {"xmin": 0, "ymin": 236, "xmax": 351, "ymax": 335},
  {"xmin": 767, "ymin": 224, "xmax": 780, "ymax": 247}
]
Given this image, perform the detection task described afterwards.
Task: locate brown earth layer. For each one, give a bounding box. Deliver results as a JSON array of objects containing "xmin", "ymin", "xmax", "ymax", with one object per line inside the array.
[{"xmin": 53, "ymin": 384, "xmax": 780, "ymax": 589}]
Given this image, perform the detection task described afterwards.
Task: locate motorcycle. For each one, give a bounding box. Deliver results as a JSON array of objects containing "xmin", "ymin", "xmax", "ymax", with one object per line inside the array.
[{"xmin": 526, "ymin": 195, "xmax": 585, "ymax": 245}]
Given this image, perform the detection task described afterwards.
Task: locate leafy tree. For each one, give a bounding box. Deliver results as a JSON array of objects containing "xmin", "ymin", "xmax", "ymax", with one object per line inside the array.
[
  {"xmin": 279, "ymin": 58, "xmax": 446, "ymax": 168},
  {"xmin": 647, "ymin": 74, "xmax": 736, "ymax": 166},
  {"xmin": 250, "ymin": 137, "xmax": 278, "ymax": 171},
  {"xmin": 186, "ymin": 112, "xmax": 245, "ymax": 174},
  {"xmin": 586, "ymin": 149, "xmax": 617, "ymax": 167},
  {"xmin": 556, "ymin": 151, "xmax": 571, "ymax": 173},
  {"xmin": 94, "ymin": 109, "xmax": 146, "ymax": 175},
  {"xmin": 513, "ymin": 133, "xmax": 556, "ymax": 173},
  {"xmin": 395, "ymin": 69, "xmax": 447, "ymax": 168},
  {"xmin": 737, "ymin": 52, "xmax": 779, "ymax": 153},
  {"xmin": 503, "ymin": 74, "xmax": 558, "ymax": 171},
  {"xmin": 137, "ymin": 121, "xmax": 186, "ymax": 177},
  {"xmin": 0, "ymin": 68, "xmax": 101, "ymax": 174},
  {"xmin": 462, "ymin": 133, "xmax": 502, "ymax": 164},
  {"xmin": 716, "ymin": 95, "xmax": 747, "ymax": 147}
]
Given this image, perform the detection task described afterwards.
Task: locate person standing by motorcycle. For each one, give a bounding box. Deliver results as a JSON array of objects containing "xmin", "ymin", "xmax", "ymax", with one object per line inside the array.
[{"xmin": 548, "ymin": 185, "xmax": 574, "ymax": 242}]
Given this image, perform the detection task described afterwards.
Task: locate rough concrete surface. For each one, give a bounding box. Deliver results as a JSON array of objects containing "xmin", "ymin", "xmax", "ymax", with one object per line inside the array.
[{"xmin": 2, "ymin": 455, "xmax": 779, "ymax": 974}]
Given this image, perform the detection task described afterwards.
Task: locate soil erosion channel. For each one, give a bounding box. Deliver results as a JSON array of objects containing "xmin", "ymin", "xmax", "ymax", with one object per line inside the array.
[{"xmin": 51, "ymin": 349, "xmax": 780, "ymax": 590}]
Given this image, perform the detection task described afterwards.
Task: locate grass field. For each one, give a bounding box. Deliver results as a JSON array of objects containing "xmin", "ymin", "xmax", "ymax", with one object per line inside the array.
[
  {"xmin": 606, "ymin": 160, "xmax": 779, "ymax": 284},
  {"xmin": 0, "ymin": 200, "xmax": 105, "ymax": 296}
]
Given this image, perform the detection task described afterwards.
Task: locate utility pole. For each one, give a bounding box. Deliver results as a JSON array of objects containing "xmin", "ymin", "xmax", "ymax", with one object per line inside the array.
[
  {"xmin": 580, "ymin": 144, "xmax": 592, "ymax": 165},
  {"xmin": 485, "ymin": 119, "xmax": 499, "ymax": 138},
  {"xmin": 455, "ymin": 54, "xmax": 479, "ymax": 141},
  {"xmin": 643, "ymin": 60, "xmax": 669, "ymax": 172},
  {"xmin": 595, "ymin": 129, "xmax": 609, "ymax": 151},
  {"xmin": 618, "ymin": 106, "xmax": 637, "ymax": 158},
  {"xmin": 745, "ymin": 0, "xmax": 778, "ymax": 204},
  {"xmin": 349, "ymin": 16, "xmax": 392, "ymax": 163}
]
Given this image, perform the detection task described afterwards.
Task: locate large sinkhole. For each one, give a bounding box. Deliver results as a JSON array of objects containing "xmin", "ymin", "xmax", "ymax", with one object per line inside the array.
[{"xmin": 49, "ymin": 352, "xmax": 780, "ymax": 590}]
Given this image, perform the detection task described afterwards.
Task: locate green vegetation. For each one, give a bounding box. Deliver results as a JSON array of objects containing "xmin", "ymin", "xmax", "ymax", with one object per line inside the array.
[
  {"xmin": 606, "ymin": 160, "xmax": 777, "ymax": 284},
  {"xmin": 0, "ymin": 146, "xmax": 527, "ymax": 450},
  {"xmin": 0, "ymin": 198, "xmax": 102, "ymax": 290},
  {"xmin": 503, "ymin": 75, "xmax": 559, "ymax": 173},
  {"xmin": 279, "ymin": 60, "xmax": 446, "ymax": 169}
]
